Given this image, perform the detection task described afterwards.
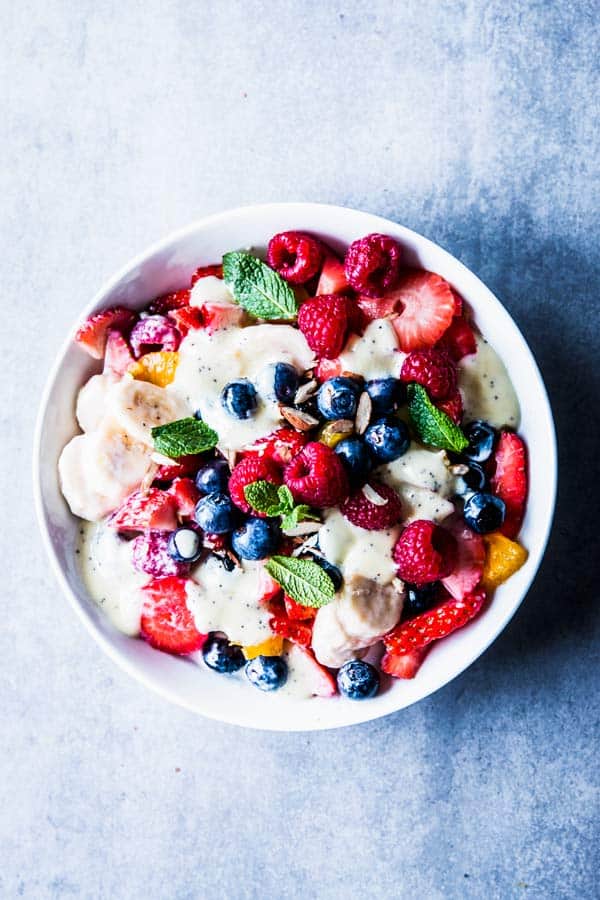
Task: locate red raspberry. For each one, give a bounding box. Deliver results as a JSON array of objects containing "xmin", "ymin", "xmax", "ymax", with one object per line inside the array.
[
  {"xmin": 267, "ymin": 231, "xmax": 324, "ymax": 285},
  {"xmin": 190, "ymin": 264, "xmax": 223, "ymax": 285},
  {"xmin": 132, "ymin": 532, "xmax": 190, "ymax": 578},
  {"xmin": 393, "ymin": 520, "xmax": 457, "ymax": 585},
  {"xmin": 284, "ymin": 441, "xmax": 349, "ymax": 508},
  {"xmin": 383, "ymin": 589, "xmax": 486, "ymax": 654},
  {"xmin": 436, "ymin": 390, "xmax": 463, "ymax": 424},
  {"xmin": 297, "ymin": 294, "xmax": 350, "ymax": 359},
  {"xmin": 148, "ymin": 289, "xmax": 191, "ymax": 316},
  {"xmin": 130, "ymin": 315, "xmax": 181, "ymax": 357},
  {"xmin": 341, "ymin": 482, "xmax": 403, "ymax": 531},
  {"xmin": 344, "ymin": 233, "xmax": 402, "ymax": 298},
  {"xmin": 400, "ymin": 348, "xmax": 457, "ymax": 400},
  {"xmin": 244, "ymin": 427, "xmax": 308, "ymax": 466},
  {"xmin": 228, "ymin": 456, "xmax": 282, "ymax": 515}
]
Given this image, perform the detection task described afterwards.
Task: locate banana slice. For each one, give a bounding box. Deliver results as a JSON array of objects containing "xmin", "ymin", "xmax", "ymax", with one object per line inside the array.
[
  {"xmin": 108, "ymin": 376, "xmax": 189, "ymax": 446},
  {"xmin": 59, "ymin": 420, "xmax": 151, "ymax": 521},
  {"xmin": 76, "ymin": 374, "xmax": 117, "ymax": 432},
  {"xmin": 311, "ymin": 603, "xmax": 367, "ymax": 669},
  {"xmin": 335, "ymin": 575, "xmax": 404, "ymax": 643}
]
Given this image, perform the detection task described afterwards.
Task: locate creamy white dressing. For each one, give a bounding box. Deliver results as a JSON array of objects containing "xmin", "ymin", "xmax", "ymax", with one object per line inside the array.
[
  {"xmin": 458, "ymin": 334, "xmax": 520, "ymax": 428},
  {"xmin": 379, "ymin": 445, "xmax": 455, "ymax": 497},
  {"xmin": 279, "ymin": 643, "xmax": 334, "ymax": 700},
  {"xmin": 338, "ymin": 319, "xmax": 405, "ymax": 379},
  {"xmin": 318, "ymin": 508, "xmax": 399, "ymax": 584},
  {"xmin": 78, "ymin": 521, "xmax": 148, "ymax": 635},
  {"xmin": 170, "ymin": 324, "xmax": 315, "ymax": 451},
  {"xmin": 190, "ymin": 275, "xmax": 235, "ymax": 306},
  {"xmin": 395, "ymin": 483, "xmax": 455, "ymax": 524}
]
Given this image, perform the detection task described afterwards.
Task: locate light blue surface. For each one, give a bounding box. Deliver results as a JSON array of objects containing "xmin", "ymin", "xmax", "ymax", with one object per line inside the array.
[{"xmin": 3, "ymin": 2, "xmax": 599, "ymax": 898}]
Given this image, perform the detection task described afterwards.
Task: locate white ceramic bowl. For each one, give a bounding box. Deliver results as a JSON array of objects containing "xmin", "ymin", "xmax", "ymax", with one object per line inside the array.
[{"xmin": 34, "ymin": 203, "xmax": 556, "ymax": 730}]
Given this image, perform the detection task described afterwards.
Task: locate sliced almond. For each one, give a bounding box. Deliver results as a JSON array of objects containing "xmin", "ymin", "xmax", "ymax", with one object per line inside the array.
[
  {"xmin": 341, "ymin": 371, "xmax": 364, "ymax": 382},
  {"xmin": 362, "ymin": 483, "xmax": 388, "ymax": 506},
  {"xmin": 294, "ymin": 379, "xmax": 318, "ymax": 405},
  {"xmin": 140, "ymin": 461, "xmax": 159, "ymax": 494},
  {"xmin": 223, "ymin": 447, "xmax": 239, "ymax": 469},
  {"xmin": 280, "ymin": 406, "xmax": 320, "ymax": 431},
  {"xmin": 355, "ymin": 391, "xmax": 372, "ymax": 434},
  {"xmin": 291, "ymin": 532, "xmax": 321, "ymax": 557},
  {"xmin": 328, "ymin": 418, "xmax": 354, "ymax": 435},
  {"xmin": 392, "ymin": 577, "xmax": 405, "ymax": 594},
  {"xmin": 449, "ymin": 463, "xmax": 469, "ymax": 475}
]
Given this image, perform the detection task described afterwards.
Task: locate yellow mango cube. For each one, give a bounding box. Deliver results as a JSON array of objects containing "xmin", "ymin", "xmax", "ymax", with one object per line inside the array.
[
  {"xmin": 482, "ymin": 533, "xmax": 528, "ymax": 590},
  {"xmin": 242, "ymin": 635, "xmax": 284, "ymax": 660},
  {"xmin": 128, "ymin": 351, "xmax": 179, "ymax": 388}
]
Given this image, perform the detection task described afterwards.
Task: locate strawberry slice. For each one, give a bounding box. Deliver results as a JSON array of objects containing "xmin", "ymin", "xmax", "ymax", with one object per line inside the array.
[
  {"xmin": 436, "ymin": 390, "xmax": 463, "ymax": 424},
  {"xmin": 190, "ymin": 264, "xmax": 223, "ymax": 286},
  {"xmin": 437, "ymin": 315, "xmax": 476, "ymax": 361},
  {"xmin": 148, "ymin": 289, "xmax": 191, "ymax": 316},
  {"xmin": 284, "ymin": 594, "xmax": 317, "ymax": 621},
  {"xmin": 384, "ymin": 589, "xmax": 486, "ymax": 654},
  {"xmin": 168, "ymin": 478, "xmax": 200, "ymax": 518},
  {"xmin": 168, "ymin": 305, "xmax": 204, "ymax": 336},
  {"xmin": 243, "ymin": 427, "xmax": 308, "ymax": 466},
  {"xmin": 315, "ymin": 357, "xmax": 343, "ymax": 382},
  {"xmin": 155, "ymin": 454, "xmax": 204, "ymax": 482},
  {"xmin": 316, "ymin": 252, "xmax": 349, "ymax": 295},
  {"xmin": 285, "ymin": 644, "xmax": 337, "ymax": 697},
  {"xmin": 108, "ymin": 488, "xmax": 178, "ymax": 532},
  {"xmin": 356, "ymin": 291, "xmax": 402, "ymax": 322},
  {"xmin": 75, "ymin": 307, "xmax": 136, "ymax": 359},
  {"xmin": 490, "ymin": 432, "xmax": 528, "ymax": 538},
  {"xmin": 269, "ymin": 613, "xmax": 313, "ymax": 647},
  {"xmin": 141, "ymin": 576, "xmax": 206, "ymax": 654},
  {"xmin": 441, "ymin": 523, "xmax": 485, "ymax": 600},
  {"xmin": 451, "ymin": 289, "xmax": 463, "ymax": 316},
  {"xmin": 386, "ymin": 270, "xmax": 455, "ymax": 351},
  {"xmin": 202, "ymin": 300, "xmax": 245, "ymax": 333},
  {"xmin": 257, "ymin": 566, "xmax": 283, "ymax": 606},
  {"xmin": 103, "ymin": 329, "xmax": 135, "ymax": 376},
  {"xmin": 381, "ymin": 647, "xmax": 428, "ymax": 679}
]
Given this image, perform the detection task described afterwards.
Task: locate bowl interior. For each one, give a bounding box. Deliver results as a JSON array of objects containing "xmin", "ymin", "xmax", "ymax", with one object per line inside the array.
[{"xmin": 34, "ymin": 203, "xmax": 556, "ymax": 730}]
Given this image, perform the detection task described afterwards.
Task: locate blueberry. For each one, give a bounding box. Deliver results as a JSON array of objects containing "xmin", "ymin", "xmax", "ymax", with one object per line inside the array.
[
  {"xmin": 366, "ymin": 378, "xmax": 405, "ymax": 415},
  {"xmin": 221, "ymin": 379, "xmax": 258, "ymax": 419},
  {"xmin": 195, "ymin": 458, "xmax": 230, "ymax": 494},
  {"xmin": 402, "ymin": 582, "xmax": 439, "ymax": 619},
  {"xmin": 463, "ymin": 491, "xmax": 506, "ymax": 534},
  {"xmin": 317, "ymin": 377, "xmax": 360, "ymax": 420},
  {"xmin": 364, "ymin": 416, "xmax": 410, "ymax": 463},
  {"xmin": 194, "ymin": 492, "xmax": 235, "ymax": 533},
  {"xmin": 337, "ymin": 660, "xmax": 380, "ymax": 700},
  {"xmin": 310, "ymin": 555, "xmax": 343, "ymax": 591},
  {"xmin": 202, "ymin": 633, "xmax": 246, "ymax": 674},
  {"xmin": 455, "ymin": 462, "xmax": 487, "ymax": 497},
  {"xmin": 231, "ymin": 517, "xmax": 280, "ymax": 560},
  {"xmin": 463, "ymin": 420, "xmax": 497, "ymax": 463},
  {"xmin": 335, "ymin": 436, "xmax": 372, "ymax": 484},
  {"xmin": 193, "ymin": 408, "xmax": 203, "ymax": 420},
  {"xmin": 245, "ymin": 655, "xmax": 288, "ymax": 691},
  {"xmin": 167, "ymin": 527, "xmax": 202, "ymax": 563}
]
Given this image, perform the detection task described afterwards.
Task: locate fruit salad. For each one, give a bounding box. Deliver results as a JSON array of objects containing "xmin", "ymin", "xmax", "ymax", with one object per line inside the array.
[{"xmin": 60, "ymin": 230, "xmax": 529, "ymax": 701}]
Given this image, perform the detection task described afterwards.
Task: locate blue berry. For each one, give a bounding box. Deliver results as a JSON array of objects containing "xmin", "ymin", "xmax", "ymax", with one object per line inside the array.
[
  {"xmin": 455, "ymin": 462, "xmax": 487, "ymax": 497},
  {"xmin": 245, "ymin": 655, "xmax": 288, "ymax": 691},
  {"xmin": 311, "ymin": 556, "xmax": 343, "ymax": 591},
  {"xmin": 317, "ymin": 377, "xmax": 360, "ymax": 420},
  {"xmin": 335, "ymin": 437, "xmax": 372, "ymax": 484},
  {"xmin": 364, "ymin": 416, "xmax": 410, "ymax": 463},
  {"xmin": 202, "ymin": 633, "xmax": 245, "ymax": 674},
  {"xmin": 366, "ymin": 378, "xmax": 405, "ymax": 415},
  {"xmin": 193, "ymin": 408, "xmax": 203, "ymax": 420},
  {"xmin": 195, "ymin": 459, "xmax": 230, "ymax": 494},
  {"xmin": 257, "ymin": 362, "xmax": 300, "ymax": 404},
  {"xmin": 194, "ymin": 492, "xmax": 235, "ymax": 534},
  {"xmin": 463, "ymin": 420, "xmax": 497, "ymax": 463},
  {"xmin": 221, "ymin": 379, "xmax": 258, "ymax": 419},
  {"xmin": 402, "ymin": 582, "xmax": 439, "ymax": 619},
  {"xmin": 337, "ymin": 660, "xmax": 380, "ymax": 700},
  {"xmin": 463, "ymin": 491, "xmax": 506, "ymax": 534},
  {"xmin": 231, "ymin": 517, "xmax": 280, "ymax": 560},
  {"xmin": 167, "ymin": 527, "xmax": 202, "ymax": 563}
]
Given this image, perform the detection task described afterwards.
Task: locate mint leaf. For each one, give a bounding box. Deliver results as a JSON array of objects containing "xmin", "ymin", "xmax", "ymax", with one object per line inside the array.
[
  {"xmin": 222, "ymin": 251, "xmax": 299, "ymax": 320},
  {"xmin": 265, "ymin": 556, "xmax": 335, "ymax": 608},
  {"xmin": 408, "ymin": 384, "xmax": 468, "ymax": 452},
  {"xmin": 277, "ymin": 485, "xmax": 295, "ymax": 510},
  {"xmin": 281, "ymin": 505, "xmax": 320, "ymax": 531},
  {"xmin": 244, "ymin": 480, "xmax": 281, "ymax": 513},
  {"xmin": 151, "ymin": 417, "xmax": 218, "ymax": 458}
]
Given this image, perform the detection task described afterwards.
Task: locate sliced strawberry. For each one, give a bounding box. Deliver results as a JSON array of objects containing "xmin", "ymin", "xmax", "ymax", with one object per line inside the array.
[
  {"xmin": 243, "ymin": 427, "xmax": 308, "ymax": 466},
  {"xmin": 103, "ymin": 329, "xmax": 135, "ymax": 376},
  {"xmin": 141, "ymin": 577, "xmax": 206, "ymax": 654},
  {"xmin": 436, "ymin": 390, "xmax": 463, "ymax": 424},
  {"xmin": 316, "ymin": 252, "xmax": 349, "ymax": 295},
  {"xmin": 490, "ymin": 432, "xmax": 528, "ymax": 538},
  {"xmin": 441, "ymin": 522, "xmax": 485, "ymax": 599},
  {"xmin": 155, "ymin": 454, "xmax": 204, "ymax": 482},
  {"xmin": 203, "ymin": 300, "xmax": 245, "ymax": 333},
  {"xmin": 451, "ymin": 289, "xmax": 464, "ymax": 316},
  {"xmin": 381, "ymin": 647, "xmax": 428, "ymax": 679},
  {"xmin": 108, "ymin": 488, "xmax": 178, "ymax": 532},
  {"xmin": 387, "ymin": 270, "xmax": 455, "ymax": 351},
  {"xmin": 356, "ymin": 291, "xmax": 402, "ymax": 322},
  {"xmin": 315, "ymin": 357, "xmax": 343, "ymax": 382},
  {"xmin": 257, "ymin": 566, "xmax": 283, "ymax": 606},
  {"xmin": 168, "ymin": 305, "xmax": 204, "ymax": 336},
  {"xmin": 284, "ymin": 594, "xmax": 317, "ymax": 621},
  {"xmin": 190, "ymin": 264, "xmax": 223, "ymax": 286},
  {"xmin": 168, "ymin": 478, "xmax": 200, "ymax": 518},
  {"xmin": 437, "ymin": 315, "xmax": 476, "ymax": 361},
  {"xmin": 285, "ymin": 643, "xmax": 337, "ymax": 696},
  {"xmin": 75, "ymin": 307, "xmax": 136, "ymax": 359},
  {"xmin": 384, "ymin": 589, "xmax": 486, "ymax": 654},
  {"xmin": 269, "ymin": 613, "xmax": 313, "ymax": 647},
  {"xmin": 148, "ymin": 289, "xmax": 191, "ymax": 316}
]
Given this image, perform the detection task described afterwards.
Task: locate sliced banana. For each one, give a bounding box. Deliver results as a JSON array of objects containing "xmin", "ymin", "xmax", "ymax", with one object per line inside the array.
[
  {"xmin": 76, "ymin": 373, "xmax": 117, "ymax": 432},
  {"xmin": 311, "ymin": 603, "xmax": 367, "ymax": 669},
  {"xmin": 335, "ymin": 574, "xmax": 404, "ymax": 643},
  {"xmin": 108, "ymin": 376, "xmax": 190, "ymax": 446}
]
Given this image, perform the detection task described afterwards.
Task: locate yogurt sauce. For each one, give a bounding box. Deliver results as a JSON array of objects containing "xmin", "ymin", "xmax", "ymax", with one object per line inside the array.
[
  {"xmin": 458, "ymin": 334, "xmax": 520, "ymax": 428},
  {"xmin": 338, "ymin": 319, "xmax": 405, "ymax": 379},
  {"xmin": 379, "ymin": 445, "xmax": 456, "ymax": 524}
]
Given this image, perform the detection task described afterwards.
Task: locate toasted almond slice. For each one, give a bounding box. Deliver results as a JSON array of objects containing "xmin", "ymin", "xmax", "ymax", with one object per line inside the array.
[
  {"xmin": 355, "ymin": 391, "xmax": 372, "ymax": 434},
  {"xmin": 291, "ymin": 533, "xmax": 322, "ymax": 556},
  {"xmin": 294, "ymin": 379, "xmax": 318, "ymax": 404},
  {"xmin": 362, "ymin": 483, "xmax": 388, "ymax": 506},
  {"xmin": 140, "ymin": 461, "xmax": 159, "ymax": 494},
  {"xmin": 328, "ymin": 418, "xmax": 354, "ymax": 434},
  {"xmin": 280, "ymin": 406, "xmax": 320, "ymax": 431},
  {"xmin": 449, "ymin": 463, "xmax": 469, "ymax": 475}
]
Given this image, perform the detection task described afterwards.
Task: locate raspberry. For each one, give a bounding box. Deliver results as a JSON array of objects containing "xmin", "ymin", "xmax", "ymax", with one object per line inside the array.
[
  {"xmin": 436, "ymin": 390, "xmax": 463, "ymax": 424},
  {"xmin": 130, "ymin": 315, "xmax": 181, "ymax": 357},
  {"xmin": 284, "ymin": 441, "xmax": 349, "ymax": 508},
  {"xmin": 393, "ymin": 520, "xmax": 457, "ymax": 585},
  {"xmin": 298, "ymin": 294, "xmax": 350, "ymax": 359},
  {"xmin": 400, "ymin": 348, "xmax": 457, "ymax": 399},
  {"xmin": 228, "ymin": 456, "xmax": 282, "ymax": 515},
  {"xmin": 132, "ymin": 532, "xmax": 190, "ymax": 578},
  {"xmin": 383, "ymin": 589, "xmax": 486, "ymax": 654},
  {"xmin": 344, "ymin": 233, "xmax": 402, "ymax": 298},
  {"xmin": 267, "ymin": 231, "xmax": 324, "ymax": 285},
  {"xmin": 244, "ymin": 427, "xmax": 308, "ymax": 466},
  {"xmin": 341, "ymin": 482, "xmax": 403, "ymax": 531}
]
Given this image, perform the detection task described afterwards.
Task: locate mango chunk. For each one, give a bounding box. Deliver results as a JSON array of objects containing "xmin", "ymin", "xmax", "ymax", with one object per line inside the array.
[
  {"xmin": 129, "ymin": 351, "xmax": 179, "ymax": 387},
  {"xmin": 482, "ymin": 533, "xmax": 528, "ymax": 590},
  {"xmin": 242, "ymin": 635, "xmax": 285, "ymax": 660}
]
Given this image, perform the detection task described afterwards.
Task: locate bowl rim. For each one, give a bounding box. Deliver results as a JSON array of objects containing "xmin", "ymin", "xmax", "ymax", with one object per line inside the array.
[{"xmin": 33, "ymin": 201, "xmax": 557, "ymax": 730}]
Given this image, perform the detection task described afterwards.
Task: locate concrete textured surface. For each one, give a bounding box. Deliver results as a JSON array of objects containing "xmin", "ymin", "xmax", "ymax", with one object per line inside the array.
[{"xmin": 2, "ymin": 1, "xmax": 599, "ymax": 898}]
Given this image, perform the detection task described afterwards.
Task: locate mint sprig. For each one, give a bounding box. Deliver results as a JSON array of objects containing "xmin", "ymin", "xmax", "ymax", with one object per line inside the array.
[
  {"xmin": 265, "ymin": 555, "xmax": 335, "ymax": 608},
  {"xmin": 243, "ymin": 480, "xmax": 319, "ymax": 530},
  {"xmin": 151, "ymin": 417, "xmax": 218, "ymax": 458},
  {"xmin": 222, "ymin": 251, "xmax": 299, "ymax": 320},
  {"xmin": 407, "ymin": 384, "xmax": 468, "ymax": 453}
]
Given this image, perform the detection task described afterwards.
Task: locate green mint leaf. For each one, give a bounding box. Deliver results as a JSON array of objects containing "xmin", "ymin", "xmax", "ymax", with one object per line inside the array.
[
  {"xmin": 243, "ymin": 480, "xmax": 281, "ymax": 513},
  {"xmin": 151, "ymin": 417, "xmax": 218, "ymax": 458},
  {"xmin": 265, "ymin": 555, "xmax": 335, "ymax": 608},
  {"xmin": 408, "ymin": 384, "xmax": 469, "ymax": 453},
  {"xmin": 222, "ymin": 251, "xmax": 299, "ymax": 320},
  {"xmin": 276, "ymin": 485, "xmax": 295, "ymax": 512},
  {"xmin": 281, "ymin": 505, "xmax": 320, "ymax": 531}
]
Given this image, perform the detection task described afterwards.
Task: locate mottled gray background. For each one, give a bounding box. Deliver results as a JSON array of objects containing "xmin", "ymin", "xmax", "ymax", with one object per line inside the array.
[{"xmin": 3, "ymin": 1, "xmax": 599, "ymax": 898}]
